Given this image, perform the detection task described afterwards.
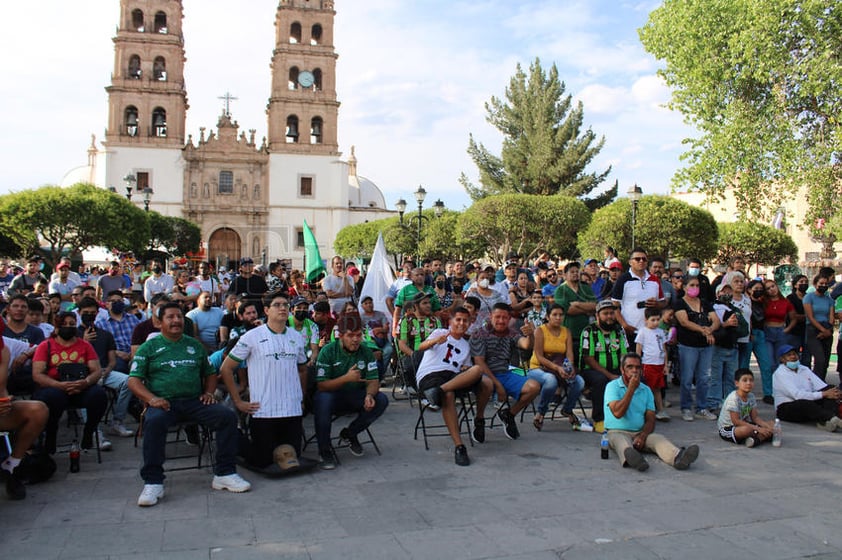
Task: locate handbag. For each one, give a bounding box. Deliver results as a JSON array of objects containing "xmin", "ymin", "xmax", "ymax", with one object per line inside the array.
[{"xmin": 48, "ymin": 340, "xmax": 88, "ymax": 382}]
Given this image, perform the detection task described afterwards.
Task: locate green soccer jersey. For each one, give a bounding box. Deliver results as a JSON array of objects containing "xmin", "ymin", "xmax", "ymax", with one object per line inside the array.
[
  {"xmin": 129, "ymin": 334, "xmax": 215, "ymax": 400},
  {"xmin": 315, "ymin": 339, "xmax": 378, "ymax": 391}
]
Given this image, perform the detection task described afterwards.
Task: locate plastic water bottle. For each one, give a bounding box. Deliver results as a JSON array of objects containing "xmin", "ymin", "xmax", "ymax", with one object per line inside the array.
[
  {"xmin": 561, "ymin": 358, "xmax": 573, "ymax": 375},
  {"xmin": 600, "ymin": 431, "xmax": 609, "ymax": 459},
  {"xmin": 772, "ymin": 418, "xmax": 782, "ymax": 447},
  {"xmin": 69, "ymin": 439, "xmax": 81, "ymax": 473}
]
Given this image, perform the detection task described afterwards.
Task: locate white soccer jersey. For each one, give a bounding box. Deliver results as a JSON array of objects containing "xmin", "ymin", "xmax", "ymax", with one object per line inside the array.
[{"xmin": 228, "ymin": 324, "xmax": 308, "ymax": 419}]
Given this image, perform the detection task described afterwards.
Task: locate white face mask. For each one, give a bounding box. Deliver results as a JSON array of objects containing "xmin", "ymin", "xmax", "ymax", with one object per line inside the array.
[
  {"xmin": 478, "ymin": 278, "xmax": 490, "ymax": 289},
  {"xmin": 687, "ymin": 267, "xmax": 700, "ymax": 277}
]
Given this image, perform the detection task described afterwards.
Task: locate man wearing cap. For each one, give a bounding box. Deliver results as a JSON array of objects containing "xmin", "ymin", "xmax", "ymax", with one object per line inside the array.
[
  {"xmin": 48, "ymin": 261, "xmax": 80, "ymax": 312},
  {"xmin": 554, "ymin": 262, "xmax": 596, "ymax": 362},
  {"xmin": 584, "ymin": 259, "xmax": 605, "ymax": 299},
  {"xmin": 143, "ymin": 260, "xmax": 174, "ymax": 303},
  {"xmin": 579, "ymin": 299, "xmax": 631, "ymax": 432},
  {"xmin": 8, "ymin": 256, "xmax": 48, "ymax": 297},
  {"xmin": 288, "ymin": 295, "xmax": 320, "ymax": 366},
  {"xmin": 49, "ymin": 257, "xmax": 82, "ymax": 285},
  {"xmin": 392, "ymin": 267, "xmax": 441, "ymax": 336},
  {"xmin": 220, "ymin": 293, "xmax": 309, "ymax": 469},
  {"xmin": 228, "ymin": 258, "xmax": 268, "ymax": 301},
  {"xmin": 313, "ymin": 311, "xmax": 389, "ymax": 469},
  {"xmin": 773, "ymin": 345, "xmax": 842, "ymax": 431},
  {"xmin": 611, "ymin": 248, "xmax": 664, "ymax": 339}
]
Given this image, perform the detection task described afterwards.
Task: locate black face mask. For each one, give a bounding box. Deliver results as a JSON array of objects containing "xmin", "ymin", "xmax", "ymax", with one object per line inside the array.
[
  {"xmin": 435, "ymin": 281, "xmax": 445, "ymax": 289},
  {"xmin": 817, "ymin": 285, "xmax": 828, "ymax": 294},
  {"xmin": 796, "ymin": 284, "xmax": 808, "ymax": 293},
  {"xmin": 294, "ymin": 310, "xmax": 308, "ymax": 321},
  {"xmin": 57, "ymin": 326, "xmax": 77, "ymax": 340},
  {"xmin": 81, "ymin": 313, "xmax": 97, "ymax": 326},
  {"xmin": 152, "ymin": 266, "xmax": 162, "ymax": 274}
]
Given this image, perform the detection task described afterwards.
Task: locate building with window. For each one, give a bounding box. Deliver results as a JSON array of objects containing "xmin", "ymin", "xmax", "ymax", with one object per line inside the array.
[{"xmin": 73, "ymin": 0, "xmax": 392, "ymax": 268}]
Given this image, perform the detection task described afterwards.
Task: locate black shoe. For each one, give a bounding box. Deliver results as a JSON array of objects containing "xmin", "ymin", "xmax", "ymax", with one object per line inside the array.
[
  {"xmin": 454, "ymin": 445, "xmax": 470, "ymax": 466},
  {"xmin": 339, "ymin": 428, "xmax": 364, "ymax": 457},
  {"xmin": 471, "ymin": 418, "xmax": 486, "ymax": 444},
  {"xmin": 44, "ymin": 434, "xmax": 57, "ymax": 455},
  {"xmin": 318, "ymin": 449, "xmax": 337, "ymax": 470},
  {"xmin": 1, "ymin": 467, "xmax": 26, "ymax": 500},
  {"xmin": 674, "ymin": 444, "xmax": 700, "ymax": 470},
  {"xmin": 81, "ymin": 429, "xmax": 94, "ymax": 450},
  {"xmin": 762, "ymin": 395, "xmax": 774, "ymax": 405},
  {"xmin": 423, "ymin": 386, "xmax": 443, "ymax": 410},
  {"xmin": 498, "ymin": 409, "xmax": 520, "ymax": 440},
  {"xmin": 184, "ymin": 425, "xmax": 200, "ymax": 446}
]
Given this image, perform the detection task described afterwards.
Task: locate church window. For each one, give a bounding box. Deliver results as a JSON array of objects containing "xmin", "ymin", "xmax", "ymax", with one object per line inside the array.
[
  {"xmin": 128, "ymin": 55, "xmax": 141, "ymax": 79},
  {"xmin": 311, "ymin": 24, "xmax": 322, "ymax": 45},
  {"xmin": 299, "ymin": 176, "xmax": 314, "ymax": 197},
  {"xmin": 152, "ymin": 107, "xmax": 167, "ymax": 137},
  {"xmin": 136, "ymin": 172, "xmax": 150, "ymax": 190},
  {"xmin": 296, "ymin": 227, "xmax": 308, "ymax": 248},
  {"xmin": 286, "ymin": 115, "xmax": 299, "ymax": 143},
  {"xmin": 153, "ymin": 57, "xmax": 166, "ymax": 81},
  {"xmin": 154, "ymin": 11, "xmax": 168, "ymax": 34},
  {"xmin": 218, "ymin": 171, "xmax": 234, "ymax": 194},
  {"xmin": 313, "ymin": 68, "xmax": 323, "ymax": 91},
  {"xmin": 125, "ymin": 106, "xmax": 139, "ymax": 137},
  {"xmin": 288, "ymin": 66, "xmax": 299, "ymax": 90},
  {"xmin": 131, "ymin": 9, "xmax": 144, "ymax": 32},
  {"xmin": 310, "ymin": 117, "xmax": 323, "ymax": 144},
  {"xmin": 290, "ymin": 22, "xmax": 302, "ymax": 44}
]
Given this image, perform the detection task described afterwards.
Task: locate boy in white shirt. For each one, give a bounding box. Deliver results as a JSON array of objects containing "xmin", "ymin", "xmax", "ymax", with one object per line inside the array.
[{"xmin": 635, "ymin": 307, "xmax": 669, "ymax": 421}]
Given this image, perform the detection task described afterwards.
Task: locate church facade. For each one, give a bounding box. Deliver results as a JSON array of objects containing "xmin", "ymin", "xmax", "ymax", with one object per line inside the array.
[{"xmin": 77, "ymin": 0, "xmax": 392, "ymax": 268}]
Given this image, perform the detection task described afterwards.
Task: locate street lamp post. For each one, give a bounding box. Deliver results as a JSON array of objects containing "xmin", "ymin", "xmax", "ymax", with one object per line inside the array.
[
  {"xmin": 394, "ymin": 185, "xmax": 445, "ymax": 259},
  {"xmin": 628, "ymin": 183, "xmax": 643, "ymax": 251},
  {"xmin": 109, "ymin": 174, "xmax": 137, "ymax": 199},
  {"xmin": 142, "ymin": 187, "xmax": 154, "ymax": 212}
]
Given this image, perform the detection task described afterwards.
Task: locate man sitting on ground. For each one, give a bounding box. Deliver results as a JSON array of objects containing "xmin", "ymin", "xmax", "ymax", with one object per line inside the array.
[
  {"xmin": 416, "ymin": 307, "xmax": 492, "ymax": 466},
  {"xmin": 773, "ymin": 344, "xmax": 842, "ymax": 431},
  {"xmin": 605, "ymin": 352, "xmax": 700, "ymax": 471}
]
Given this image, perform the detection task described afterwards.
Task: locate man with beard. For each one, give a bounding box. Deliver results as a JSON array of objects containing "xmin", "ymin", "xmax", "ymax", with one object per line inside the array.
[
  {"xmin": 143, "ymin": 260, "xmax": 174, "ymax": 303},
  {"xmin": 186, "ymin": 291, "xmax": 224, "ymax": 352},
  {"xmin": 579, "ymin": 300, "xmax": 631, "ymax": 432},
  {"xmin": 8, "ymin": 255, "xmax": 48, "ymax": 297}
]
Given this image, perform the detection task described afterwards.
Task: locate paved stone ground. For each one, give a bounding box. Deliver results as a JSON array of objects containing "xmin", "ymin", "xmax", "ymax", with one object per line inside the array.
[{"xmin": 3, "ymin": 376, "xmax": 842, "ymax": 560}]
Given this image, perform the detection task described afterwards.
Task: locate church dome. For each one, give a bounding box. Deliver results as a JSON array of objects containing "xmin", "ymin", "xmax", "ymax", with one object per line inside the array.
[
  {"xmin": 354, "ymin": 175, "xmax": 386, "ymax": 209},
  {"xmin": 59, "ymin": 165, "xmax": 94, "ymax": 188}
]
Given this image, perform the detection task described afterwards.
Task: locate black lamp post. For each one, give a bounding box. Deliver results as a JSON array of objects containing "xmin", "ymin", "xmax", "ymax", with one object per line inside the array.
[
  {"xmin": 142, "ymin": 187, "xmax": 154, "ymax": 212},
  {"xmin": 109, "ymin": 174, "xmax": 137, "ymax": 199},
  {"xmin": 628, "ymin": 183, "xmax": 643, "ymax": 250},
  {"xmin": 395, "ymin": 185, "xmax": 445, "ymax": 259}
]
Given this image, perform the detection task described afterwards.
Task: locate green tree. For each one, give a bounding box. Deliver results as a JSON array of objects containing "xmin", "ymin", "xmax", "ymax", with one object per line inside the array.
[
  {"xmin": 0, "ymin": 183, "xmax": 150, "ymax": 265},
  {"xmin": 639, "ymin": 0, "xmax": 842, "ymax": 221},
  {"xmin": 334, "ymin": 219, "xmax": 389, "ymax": 258},
  {"xmin": 716, "ymin": 222, "xmax": 798, "ymax": 270},
  {"xmin": 578, "ymin": 195, "xmax": 718, "ymax": 262},
  {"xmin": 460, "ymin": 58, "xmax": 616, "ymax": 209},
  {"xmin": 457, "ymin": 194, "xmax": 591, "ymax": 264},
  {"xmin": 142, "ymin": 212, "xmax": 201, "ymax": 257}
]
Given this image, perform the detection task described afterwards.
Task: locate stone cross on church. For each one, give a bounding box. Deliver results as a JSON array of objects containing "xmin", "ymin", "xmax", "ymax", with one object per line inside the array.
[{"xmin": 217, "ymin": 92, "xmax": 238, "ymax": 118}]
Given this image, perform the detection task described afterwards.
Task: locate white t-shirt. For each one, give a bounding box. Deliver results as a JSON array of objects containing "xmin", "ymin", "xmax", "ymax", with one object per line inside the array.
[
  {"xmin": 415, "ymin": 328, "xmax": 471, "ymax": 386},
  {"xmin": 227, "ymin": 324, "xmax": 307, "ymax": 419},
  {"xmin": 635, "ymin": 326, "xmax": 666, "ymax": 365},
  {"xmin": 3, "ymin": 336, "xmax": 31, "ymax": 366}
]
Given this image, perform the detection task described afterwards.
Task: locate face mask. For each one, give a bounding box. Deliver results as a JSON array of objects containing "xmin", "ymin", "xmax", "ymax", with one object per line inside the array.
[
  {"xmin": 817, "ymin": 285, "xmax": 828, "ymax": 294},
  {"xmin": 686, "ymin": 286, "xmax": 700, "ymax": 298},
  {"xmin": 38, "ymin": 262, "xmax": 45, "ymax": 272},
  {"xmin": 111, "ymin": 300, "xmax": 126, "ymax": 314},
  {"xmin": 152, "ymin": 266, "xmax": 162, "ymax": 274},
  {"xmin": 785, "ymin": 360, "xmax": 799, "ymax": 371},
  {"xmin": 81, "ymin": 313, "xmax": 97, "ymax": 326},
  {"xmin": 796, "ymin": 284, "xmax": 808, "ymax": 293},
  {"xmin": 687, "ymin": 267, "xmax": 700, "ymax": 277},
  {"xmin": 294, "ymin": 310, "xmax": 308, "ymax": 321},
  {"xmin": 435, "ymin": 281, "xmax": 445, "ymax": 288},
  {"xmin": 478, "ymin": 279, "xmax": 490, "ymax": 289},
  {"xmin": 57, "ymin": 326, "xmax": 77, "ymax": 340}
]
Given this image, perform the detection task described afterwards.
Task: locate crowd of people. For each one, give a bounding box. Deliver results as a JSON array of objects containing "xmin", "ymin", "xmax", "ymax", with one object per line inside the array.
[{"xmin": 1, "ymin": 248, "xmax": 840, "ymax": 506}]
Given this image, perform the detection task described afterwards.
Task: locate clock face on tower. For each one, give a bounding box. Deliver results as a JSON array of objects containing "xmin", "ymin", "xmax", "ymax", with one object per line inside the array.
[{"xmin": 297, "ymin": 71, "xmax": 315, "ymax": 88}]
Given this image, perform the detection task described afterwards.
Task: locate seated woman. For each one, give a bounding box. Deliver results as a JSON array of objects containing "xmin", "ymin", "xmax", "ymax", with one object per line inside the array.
[
  {"xmin": 526, "ymin": 304, "xmax": 585, "ymax": 430},
  {"xmin": 32, "ymin": 311, "xmax": 107, "ymax": 454}
]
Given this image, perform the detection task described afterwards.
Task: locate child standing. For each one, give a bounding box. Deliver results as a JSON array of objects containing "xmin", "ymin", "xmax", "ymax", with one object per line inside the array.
[
  {"xmin": 524, "ymin": 289, "xmax": 547, "ymax": 329},
  {"xmin": 635, "ymin": 307, "xmax": 670, "ymax": 421},
  {"xmin": 717, "ymin": 368, "xmax": 774, "ymax": 447}
]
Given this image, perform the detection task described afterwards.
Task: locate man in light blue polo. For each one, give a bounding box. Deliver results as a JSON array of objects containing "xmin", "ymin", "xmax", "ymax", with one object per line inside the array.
[{"xmin": 604, "ymin": 352, "xmax": 699, "ymax": 472}]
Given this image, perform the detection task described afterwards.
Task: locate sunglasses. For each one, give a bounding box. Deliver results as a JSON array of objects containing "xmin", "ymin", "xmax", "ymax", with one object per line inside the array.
[
  {"xmin": 672, "ymin": 275, "xmax": 683, "ymax": 280},
  {"xmin": 631, "ymin": 257, "xmax": 648, "ymax": 262}
]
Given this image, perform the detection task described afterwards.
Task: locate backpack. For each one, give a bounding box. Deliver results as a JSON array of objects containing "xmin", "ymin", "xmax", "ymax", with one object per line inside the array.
[
  {"xmin": 729, "ymin": 303, "xmax": 750, "ymax": 339},
  {"xmin": 16, "ymin": 451, "xmax": 57, "ymax": 484}
]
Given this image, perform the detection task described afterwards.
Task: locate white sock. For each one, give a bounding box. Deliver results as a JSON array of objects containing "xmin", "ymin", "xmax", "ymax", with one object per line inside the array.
[{"xmin": 1, "ymin": 457, "xmax": 21, "ymax": 472}]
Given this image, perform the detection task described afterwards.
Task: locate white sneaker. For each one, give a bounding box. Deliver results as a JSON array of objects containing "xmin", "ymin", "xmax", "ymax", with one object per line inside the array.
[
  {"xmin": 107, "ymin": 422, "xmax": 134, "ymax": 437},
  {"xmin": 681, "ymin": 409, "xmax": 694, "ymax": 422},
  {"xmin": 655, "ymin": 410, "xmax": 671, "ymax": 422},
  {"xmin": 212, "ymin": 473, "xmax": 251, "ymax": 493},
  {"xmin": 695, "ymin": 409, "xmax": 717, "ymax": 421},
  {"xmin": 137, "ymin": 484, "xmax": 164, "ymax": 507},
  {"xmin": 97, "ymin": 429, "xmax": 113, "ymax": 451}
]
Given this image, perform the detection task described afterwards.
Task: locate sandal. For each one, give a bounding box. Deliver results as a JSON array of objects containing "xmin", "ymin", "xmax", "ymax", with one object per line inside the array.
[
  {"xmin": 565, "ymin": 412, "xmax": 580, "ymax": 427},
  {"xmin": 533, "ymin": 415, "xmax": 544, "ymax": 431}
]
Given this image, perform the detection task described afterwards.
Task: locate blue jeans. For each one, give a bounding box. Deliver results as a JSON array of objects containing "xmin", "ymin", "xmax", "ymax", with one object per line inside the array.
[
  {"xmin": 141, "ymin": 398, "xmax": 240, "ymax": 484},
  {"xmin": 764, "ymin": 326, "xmax": 787, "ymax": 374},
  {"xmin": 743, "ymin": 329, "xmax": 773, "ymax": 396},
  {"xmin": 103, "ymin": 371, "xmax": 132, "ymax": 423},
  {"xmin": 526, "ymin": 369, "xmax": 584, "ymax": 415},
  {"xmin": 313, "ymin": 389, "xmax": 388, "ymax": 453},
  {"xmin": 678, "ymin": 344, "xmax": 712, "ymax": 412},
  {"xmin": 708, "ymin": 346, "xmax": 737, "ymax": 409}
]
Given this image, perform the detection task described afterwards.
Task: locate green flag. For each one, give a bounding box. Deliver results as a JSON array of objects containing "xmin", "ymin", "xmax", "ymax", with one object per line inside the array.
[{"xmin": 303, "ymin": 220, "xmax": 326, "ymax": 284}]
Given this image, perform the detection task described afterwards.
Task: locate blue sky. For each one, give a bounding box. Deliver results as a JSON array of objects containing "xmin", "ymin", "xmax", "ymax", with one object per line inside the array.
[{"xmin": 1, "ymin": 0, "xmax": 692, "ymax": 211}]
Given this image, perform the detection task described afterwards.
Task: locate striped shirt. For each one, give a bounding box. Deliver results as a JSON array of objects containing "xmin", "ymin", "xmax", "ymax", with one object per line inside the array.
[
  {"xmin": 97, "ymin": 313, "xmax": 142, "ymax": 353},
  {"xmin": 228, "ymin": 324, "xmax": 308, "ymax": 419},
  {"xmin": 579, "ymin": 323, "xmax": 629, "ymax": 372}
]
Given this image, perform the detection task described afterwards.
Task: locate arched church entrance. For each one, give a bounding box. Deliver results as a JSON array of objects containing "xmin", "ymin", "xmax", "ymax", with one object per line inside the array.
[{"xmin": 208, "ymin": 227, "xmax": 241, "ymax": 270}]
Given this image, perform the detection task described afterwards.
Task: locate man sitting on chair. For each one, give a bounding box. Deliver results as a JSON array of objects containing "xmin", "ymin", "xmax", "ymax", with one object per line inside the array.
[
  {"xmin": 313, "ymin": 311, "xmax": 389, "ymax": 470},
  {"xmin": 416, "ymin": 307, "xmax": 491, "ymax": 466},
  {"xmin": 128, "ymin": 302, "xmax": 251, "ymax": 507}
]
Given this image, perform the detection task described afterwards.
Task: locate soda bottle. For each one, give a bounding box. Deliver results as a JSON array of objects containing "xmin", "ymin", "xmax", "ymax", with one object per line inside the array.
[
  {"xmin": 772, "ymin": 418, "xmax": 782, "ymax": 447},
  {"xmin": 600, "ymin": 431, "xmax": 609, "ymax": 459},
  {"xmin": 69, "ymin": 439, "xmax": 81, "ymax": 473},
  {"xmin": 562, "ymin": 358, "xmax": 573, "ymax": 376}
]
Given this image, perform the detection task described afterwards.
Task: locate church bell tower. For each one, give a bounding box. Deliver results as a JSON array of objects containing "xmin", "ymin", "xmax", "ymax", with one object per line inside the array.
[{"xmin": 266, "ymin": 0, "xmax": 340, "ymax": 154}]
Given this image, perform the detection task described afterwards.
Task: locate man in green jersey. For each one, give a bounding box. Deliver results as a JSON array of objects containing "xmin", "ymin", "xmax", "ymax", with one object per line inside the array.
[
  {"xmin": 129, "ymin": 302, "xmax": 251, "ymax": 507},
  {"xmin": 313, "ymin": 311, "xmax": 389, "ymax": 470}
]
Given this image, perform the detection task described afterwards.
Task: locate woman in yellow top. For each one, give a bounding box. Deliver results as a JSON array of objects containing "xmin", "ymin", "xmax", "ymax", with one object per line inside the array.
[{"xmin": 527, "ymin": 304, "xmax": 585, "ymax": 430}]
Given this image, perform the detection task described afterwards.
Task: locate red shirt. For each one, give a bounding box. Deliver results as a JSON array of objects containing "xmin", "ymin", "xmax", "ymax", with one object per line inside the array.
[
  {"xmin": 764, "ymin": 298, "xmax": 794, "ymax": 324},
  {"xmin": 33, "ymin": 337, "xmax": 98, "ymax": 380}
]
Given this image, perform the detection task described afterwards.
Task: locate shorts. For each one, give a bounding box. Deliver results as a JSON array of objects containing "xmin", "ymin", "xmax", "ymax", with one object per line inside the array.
[
  {"xmin": 642, "ymin": 364, "xmax": 666, "ymax": 390},
  {"xmin": 718, "ymin": 425, "xmax": 744, "ymax": 444},
  {"xmin": 494, "ymin": 371, "xmax": 527, "ymax": 401},
  {"xmin": 418, "ymin": 370, "xmax": 481, "ymax": 394}
]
